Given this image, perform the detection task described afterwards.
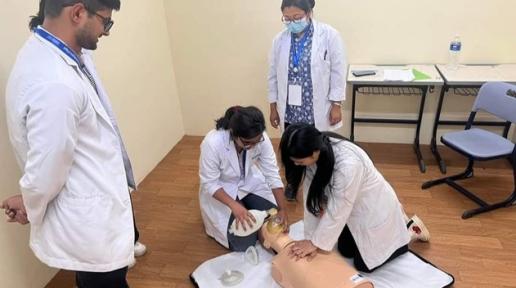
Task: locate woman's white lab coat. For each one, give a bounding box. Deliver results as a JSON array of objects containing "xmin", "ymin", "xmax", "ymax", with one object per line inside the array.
[
  {"xmin": 199, "ymin": 129, "xmax": 284, "ymax": 248},
  {"xmin": 302, "ymin": 139, "xmax": 410, "ymax": 270},
  {"xmin": 268, "ymin": 20, "xmax": 347, "ymax": 131}
]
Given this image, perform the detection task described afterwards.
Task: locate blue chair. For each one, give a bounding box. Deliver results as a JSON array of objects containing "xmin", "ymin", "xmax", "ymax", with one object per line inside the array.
[{"xmin": 422, "ymin": 82, "xmax": 516, "ymax": 219}]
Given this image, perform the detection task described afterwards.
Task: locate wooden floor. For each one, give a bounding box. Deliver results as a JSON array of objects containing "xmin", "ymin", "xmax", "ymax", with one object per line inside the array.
[{"xmin": 46, "ymin": 136, "xmax": 516, "ymax": 288}]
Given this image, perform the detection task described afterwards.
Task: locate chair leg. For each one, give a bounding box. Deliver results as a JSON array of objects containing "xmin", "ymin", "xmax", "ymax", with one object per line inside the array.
[
  {"xmin": 462, "ymin": 190, "xmax": 516, "ymax": 219},
  {"xmin": 447, "ymin": 180, "xmax": 489, "ymax": 208},
  {"xmin": 462, "ymin": 158, "xmax": 516, "ymax": 219},
  {"xmin": 422, "ymin": 160, "xmax": 474, "ymax": 189}
]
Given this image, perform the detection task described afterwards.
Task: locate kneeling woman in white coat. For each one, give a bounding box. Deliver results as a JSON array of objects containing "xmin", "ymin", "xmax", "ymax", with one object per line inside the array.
[
  {"xmin": 279, "ymin": 124, "xmax": 426, "ymax": 272},
  {"xmin": 199, "ymin": 106, "xmax": 288, "ymax": 251}
]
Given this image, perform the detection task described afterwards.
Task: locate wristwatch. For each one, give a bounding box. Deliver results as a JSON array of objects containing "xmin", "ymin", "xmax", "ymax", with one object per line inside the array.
[{"xmin": 331, "ymin": 101, "xmax": 342, "ymax": 106}]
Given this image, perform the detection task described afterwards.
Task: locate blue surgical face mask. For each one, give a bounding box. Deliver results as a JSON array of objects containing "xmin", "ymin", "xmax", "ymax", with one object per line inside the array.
[{"xmin": 285, "ymin": 17, "xmax": 309, "ymax": 34}]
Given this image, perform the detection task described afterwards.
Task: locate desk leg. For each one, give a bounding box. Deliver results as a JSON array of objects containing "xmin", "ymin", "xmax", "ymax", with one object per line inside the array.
[
  {"xmin": 413, "ymin": 86, "xmax": 428, "ymax": 173},
  {"xmin": 351, "ymin": 86, "xmax": 357, "ymax": 142},
  {"xmin": 430, "ymin": 85, "xmax": 448, "ymax": 174}
]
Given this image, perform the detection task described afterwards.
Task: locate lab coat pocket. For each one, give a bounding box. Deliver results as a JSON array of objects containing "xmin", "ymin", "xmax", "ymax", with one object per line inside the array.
[
  {"xmin": 54, "ymin": 195, "xmax": 114, "ymax": 261},
  {"xmin": 318, "ymin": 47, "xmax": 331, "ymax": 68},
  {"xmin": 56, "ymin": 194, "xmax": 111, "ymax": 225}
]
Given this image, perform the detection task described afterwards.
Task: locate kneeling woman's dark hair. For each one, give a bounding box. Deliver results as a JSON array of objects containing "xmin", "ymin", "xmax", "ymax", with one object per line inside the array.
[
  {"xmin": 215, "ymin": 106, "xmax": 266, "ymax": 139},
  {"xmin": 280, "ymin": 124, "xmax": 346, "ymax": 216}
]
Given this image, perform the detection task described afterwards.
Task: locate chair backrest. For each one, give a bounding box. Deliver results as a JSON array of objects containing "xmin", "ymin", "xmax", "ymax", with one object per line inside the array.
[{"xmin": 473, "ymin": 82, "xmax": 516, "ymax": 123}]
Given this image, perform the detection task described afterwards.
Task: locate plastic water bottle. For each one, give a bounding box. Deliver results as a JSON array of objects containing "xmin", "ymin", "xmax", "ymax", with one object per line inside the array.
[{"xmin": 448, "ymin": 35, "xmax": 462, "ymax": 70}]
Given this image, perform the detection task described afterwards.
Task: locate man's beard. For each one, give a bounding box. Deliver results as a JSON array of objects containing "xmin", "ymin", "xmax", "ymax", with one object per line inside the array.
[{"xmin": 76, "ymin": 27, "xmax": 98, "ymax": 50}]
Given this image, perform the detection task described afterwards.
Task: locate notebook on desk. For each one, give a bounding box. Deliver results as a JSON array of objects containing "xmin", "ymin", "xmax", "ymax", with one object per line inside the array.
[
  {"xmin": 382, "ymin": 69, "xmax": 431, "ymax": 82},
  {"xmin": 383, "ymin": 69, "xmax": 415, "ymax": 81}
]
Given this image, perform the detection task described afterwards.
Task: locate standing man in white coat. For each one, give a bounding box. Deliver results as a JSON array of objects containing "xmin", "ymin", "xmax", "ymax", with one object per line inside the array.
[
  {"xmin": 199, "ymin": 106, "xmax": 288, "ymax": 251},
  {"xmin": 12, "ymin": 0, "xmax": 148, "ymax": 268},
  {"xmin": 279, "ymin": 124, "xmax": 429, "ymax": 272},
  {"xmin": 268, "ymin": 0, "xmax": 347, "ymax": 200},
  {"xmin": 1, "ymin": 0, "xmax": 136, "ymax": 286}
]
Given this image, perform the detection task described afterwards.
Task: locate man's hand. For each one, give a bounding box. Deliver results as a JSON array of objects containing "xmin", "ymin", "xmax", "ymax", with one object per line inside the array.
[
  {"xmin": 1, "ymin": 195, "xmax": 29, "ymax": 225},
  {"xmin": 6, "ymin": 209, "xmax": 29, "ymax": 225}
]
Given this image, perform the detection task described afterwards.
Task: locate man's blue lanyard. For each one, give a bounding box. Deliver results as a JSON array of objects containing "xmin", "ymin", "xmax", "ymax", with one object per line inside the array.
[
  {"xmin": 35, "ymin": 27, "xmax": 100, "ymax": 94},
  {"xmin": 291, "ymin": 25, "xmax": 311, "ymax": 70},
  {"xmin": 35, "ymin": 27, "xmax": 82, "ymax": 67}
]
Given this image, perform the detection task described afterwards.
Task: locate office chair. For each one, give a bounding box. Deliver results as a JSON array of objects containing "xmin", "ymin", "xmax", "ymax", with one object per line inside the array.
[{"xmin": 422, "ymin": 82, "xmax": 516, "ymax": 219}]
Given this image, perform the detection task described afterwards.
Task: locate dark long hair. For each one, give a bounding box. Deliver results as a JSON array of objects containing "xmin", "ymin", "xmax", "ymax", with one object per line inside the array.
[
  {"xmin": 281, "ymin": 0, "xmax": 315, "ymax": 13},
  {"xmin": 280, "ymin": 124, "xmax": 347, "ymax": 216},
  {"xmin": 215, "ymin": 106, "xmax": 266, "ymax": 139}
]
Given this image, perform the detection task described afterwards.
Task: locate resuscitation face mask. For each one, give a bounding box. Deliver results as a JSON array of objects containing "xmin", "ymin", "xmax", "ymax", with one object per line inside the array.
[{"xmin": 285, "ymin": 17, "xmax": 309, "ymax": 34}]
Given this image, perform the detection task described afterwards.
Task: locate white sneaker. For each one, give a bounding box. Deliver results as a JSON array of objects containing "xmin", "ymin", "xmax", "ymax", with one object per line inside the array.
[
  {"xmin": 128, "ymin": 257, "xmax": 137, "ymax": 269},
  {"xmin": 408, "ymin": 215, "xmax": 430, "ymax": 242},
  {"xmin": 134, "ymin": 241, "xmax": 147, "ymax": 257}
]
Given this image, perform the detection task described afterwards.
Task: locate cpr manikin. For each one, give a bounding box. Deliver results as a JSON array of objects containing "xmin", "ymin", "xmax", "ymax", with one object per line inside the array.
[{"xmin": 261, "ymin": 209, "xmax": 374, "ymax": 288}]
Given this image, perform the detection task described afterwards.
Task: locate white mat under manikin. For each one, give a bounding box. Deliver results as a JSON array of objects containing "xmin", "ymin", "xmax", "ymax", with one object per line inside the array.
[{"xmin": 191, "ymin": 221, "xmax": 454, "ymax": 288}]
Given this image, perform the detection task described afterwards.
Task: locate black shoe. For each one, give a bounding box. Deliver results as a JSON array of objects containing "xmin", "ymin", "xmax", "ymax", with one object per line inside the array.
[{"xmin": 284, "ymin": 184, "xmax": 296, "ymax": 201}]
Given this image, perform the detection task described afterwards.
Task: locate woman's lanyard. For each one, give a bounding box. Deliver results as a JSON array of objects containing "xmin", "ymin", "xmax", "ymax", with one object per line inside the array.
[{"xmin": 291, "ymin": 27, "xmax": 310, "ymax": 73}]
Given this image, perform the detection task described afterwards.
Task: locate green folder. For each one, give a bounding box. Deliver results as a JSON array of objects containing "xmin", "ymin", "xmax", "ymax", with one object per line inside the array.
[{"xmin": 412, "ymin": 69, "xmax": 431, "ymax": 81}]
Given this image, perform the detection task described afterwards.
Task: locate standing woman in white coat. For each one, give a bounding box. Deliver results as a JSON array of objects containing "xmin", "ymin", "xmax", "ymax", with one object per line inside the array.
[
  {"xmin": 279, "ymin": 124, "xmax": 429, "ymax": 272},
  {"xmin": 268, "ymin": 0, "xmax": 347, "ymax": 199},
  {"xmin": 199, "ymin": 106, "xmax": 288, "ymax": 251}
]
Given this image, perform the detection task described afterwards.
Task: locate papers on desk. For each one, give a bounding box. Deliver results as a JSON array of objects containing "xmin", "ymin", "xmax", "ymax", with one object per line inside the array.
[{"xmin": 383, "ymin": 69, "xmax": 415, "ymax": 81}]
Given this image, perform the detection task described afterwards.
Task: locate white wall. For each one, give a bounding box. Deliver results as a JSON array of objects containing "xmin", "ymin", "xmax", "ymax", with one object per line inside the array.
[
  {"xmin": 164, "ymin": 0, "xmax": 516, "ymax": 142},
  {"xmin": 95, "ymin": 0, "xmax": 184, "ymax": 183},
  {"xmin": 0, "ymin": 0, "xmax": 184, "ymax": 287}
]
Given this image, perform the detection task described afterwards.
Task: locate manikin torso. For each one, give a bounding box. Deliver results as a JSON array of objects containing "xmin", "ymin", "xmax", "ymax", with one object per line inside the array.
[{"xmin": 261, "ymin": 219, "xmax": 374, "ymax": 288}]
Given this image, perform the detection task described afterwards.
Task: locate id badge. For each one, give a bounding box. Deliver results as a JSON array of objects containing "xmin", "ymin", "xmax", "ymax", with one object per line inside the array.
[{"xmin": 288, "ymin": 84, "xmax": 302, "ymax": 106}]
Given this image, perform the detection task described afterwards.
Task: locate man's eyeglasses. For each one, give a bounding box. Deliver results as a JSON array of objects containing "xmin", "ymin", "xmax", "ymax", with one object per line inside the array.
[{"xmin": 94, "ymin": 12, "xmax": 114, "ymax": 33}]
